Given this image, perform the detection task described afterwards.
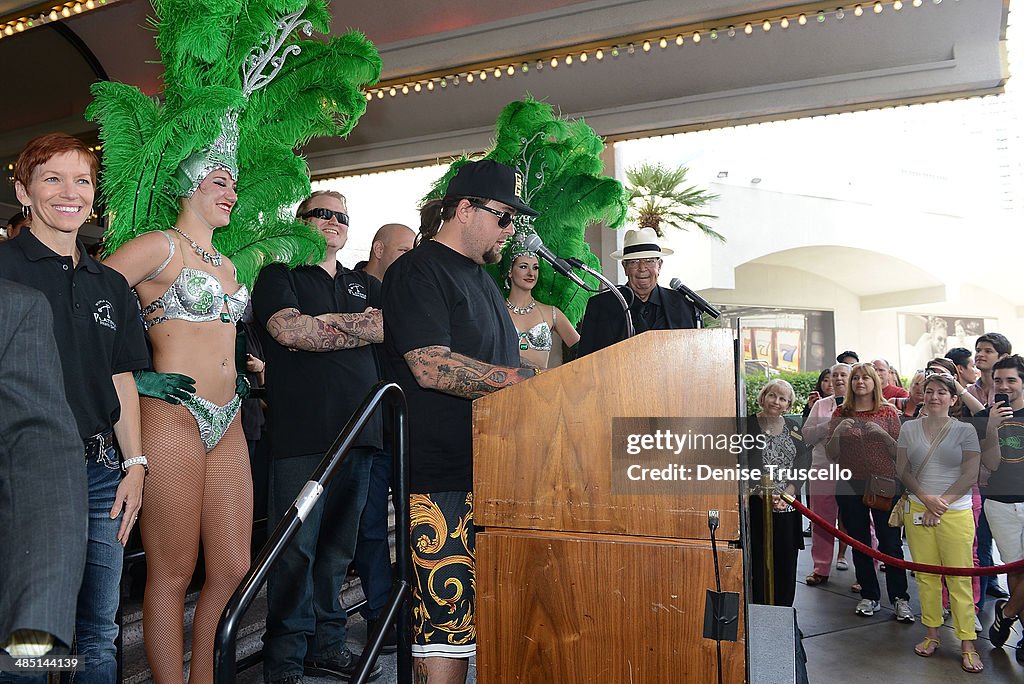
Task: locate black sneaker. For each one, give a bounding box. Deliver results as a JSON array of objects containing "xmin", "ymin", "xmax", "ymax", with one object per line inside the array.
[
  {"xmin": 304, "ymin": 648, "xmax": 382, "ymax": 682},
  {"xmin": 268, "ymin": 676, "xmax": 304, "ymax": 684},
  {"xmin": 989, "ymin": 599, "xmax": 1015, "ymax": 648}
]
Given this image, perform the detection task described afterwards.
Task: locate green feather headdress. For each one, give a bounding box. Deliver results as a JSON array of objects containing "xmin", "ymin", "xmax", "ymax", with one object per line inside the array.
[
  {"xmin": 423, "ymin": 98, "xmax": 628, "ymax": 326},
  {"xmin": 86, "ymin": 0, "xmax": 381, "ymax": 287}
]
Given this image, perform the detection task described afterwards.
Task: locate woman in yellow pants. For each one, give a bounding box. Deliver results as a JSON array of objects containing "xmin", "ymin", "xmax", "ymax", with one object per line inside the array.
[{"xmin": 897, "ymin": 373, "xmax": 982, "ymax": 673}]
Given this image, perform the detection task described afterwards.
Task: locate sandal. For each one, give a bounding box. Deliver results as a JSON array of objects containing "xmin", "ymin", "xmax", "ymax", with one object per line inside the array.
[
  {"xmin": 850, "ymin": 583, "xmax": 862, "ymax": 593},
  {"xmin": 961, "ymin": 650, "xmax": 984, "ymax": 673},
  {"xmin": 805, "ymin": 572, "xmax": 829, "ymax": 586},
  {"xmin": 835, "ymin": 558, "xmax": 848, "ymax": 571},
  {"xmin": 914, "ymin": 637, "xmax": 939, "ymax": 657}
]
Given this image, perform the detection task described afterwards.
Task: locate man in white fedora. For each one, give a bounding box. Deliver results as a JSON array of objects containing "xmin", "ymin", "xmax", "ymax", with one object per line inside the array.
[{"xmin": 577, "ymin": 227, "xmax": 697, "ymax": 356}]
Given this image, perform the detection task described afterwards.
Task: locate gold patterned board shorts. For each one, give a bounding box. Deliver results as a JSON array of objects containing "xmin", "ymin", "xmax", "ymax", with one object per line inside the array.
[{"xmin": 410, "ymin": 491, "xmax": 477, "ymax": 658}]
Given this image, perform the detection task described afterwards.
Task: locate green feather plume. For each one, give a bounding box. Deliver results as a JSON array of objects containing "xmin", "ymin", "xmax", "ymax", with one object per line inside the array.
[
  {"xmin": 423, "ymin": 98, "xmax": 628, "ymax": 326},
  {"xmin": 88, "ymin": 0, "xmax": 380, "ymax": 287}
]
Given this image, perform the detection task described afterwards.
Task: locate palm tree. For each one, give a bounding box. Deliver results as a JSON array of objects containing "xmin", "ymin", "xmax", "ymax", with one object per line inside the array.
[{"xmin": 625, "ymin": 163, "xmax": 724, "ymax": 242}]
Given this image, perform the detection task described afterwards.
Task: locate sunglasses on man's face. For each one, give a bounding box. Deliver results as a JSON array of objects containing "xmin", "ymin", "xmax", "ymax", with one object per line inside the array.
[
  {"xmin": 300, "ymin": 207, "xmax": 350, "ymax": 225},
  {"xmin": 470, "ymin": 201, "xmax": 515, "ymax": 228}
]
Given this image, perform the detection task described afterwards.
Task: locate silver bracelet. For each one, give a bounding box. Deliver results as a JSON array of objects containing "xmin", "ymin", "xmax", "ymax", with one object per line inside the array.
[{"xmin": 122, "ymin": 455, "xmax": 149, "ymax": 475}]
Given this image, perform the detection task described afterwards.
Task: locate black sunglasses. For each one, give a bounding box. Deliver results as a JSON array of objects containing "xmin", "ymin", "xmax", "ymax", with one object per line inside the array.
[
  {"xmin": 469, "ymin": 201, "xmax": 514, "ymax": 228},
  {"xmin": 300, "ymin": 207, "xmax": 350, "ymax": 224}
]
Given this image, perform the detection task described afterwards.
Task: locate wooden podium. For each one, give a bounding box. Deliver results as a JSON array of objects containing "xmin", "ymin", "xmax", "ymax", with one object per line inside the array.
[{"xmin": 473, "ymin": 329, "xmax": 745, "ymax": 683}]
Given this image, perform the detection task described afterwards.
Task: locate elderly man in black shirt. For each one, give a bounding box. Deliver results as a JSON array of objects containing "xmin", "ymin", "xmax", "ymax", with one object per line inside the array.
[
  {"xmin": 253, "ymin": 189, "xmax": 384, "ymax": 683},
  {"xmin": 577, "ymin": 227, "xmax": 697, "ymax": 356}
]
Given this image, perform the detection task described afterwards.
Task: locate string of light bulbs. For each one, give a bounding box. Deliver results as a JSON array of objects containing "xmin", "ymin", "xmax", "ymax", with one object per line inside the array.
[
  {"xmin": 0, "ymin": 0, "xmax": 113, "ymax": 39},
  {"xmin": 363, "ymin": 0, "xmax": 954, "ymax": 101}
]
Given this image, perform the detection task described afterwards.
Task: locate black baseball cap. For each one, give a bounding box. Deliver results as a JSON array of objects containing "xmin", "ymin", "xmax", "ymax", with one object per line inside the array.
[{"xmin": 445, "ymin": 160, "xmax": 538, "ymax": 217}]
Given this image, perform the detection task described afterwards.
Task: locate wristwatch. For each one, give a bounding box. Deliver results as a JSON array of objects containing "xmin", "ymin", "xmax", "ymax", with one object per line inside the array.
[{"xmin": 122, "ymin": 455, "xmax": 150, "ymax": 475}]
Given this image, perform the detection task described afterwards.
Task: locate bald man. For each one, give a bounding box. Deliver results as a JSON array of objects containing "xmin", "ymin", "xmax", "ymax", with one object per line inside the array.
[
  {"xmin": 351, "ymin": 222, "xmax": 414, "ymax": 652},
  {"xmin": 363, "ymin": 223, "xmax": 415, "ymax": 283}
]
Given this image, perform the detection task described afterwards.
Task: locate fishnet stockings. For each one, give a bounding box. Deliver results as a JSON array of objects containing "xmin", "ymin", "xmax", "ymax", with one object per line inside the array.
[{"xmin": 138, "ymin": 397, "xmax": 252, "ymax": 684}]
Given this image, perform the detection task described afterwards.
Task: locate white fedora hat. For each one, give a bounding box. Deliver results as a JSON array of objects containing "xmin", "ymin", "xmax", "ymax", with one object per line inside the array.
[{"xmin": 610, "ymin": 227, "xmax": 674, "ymax": 260}]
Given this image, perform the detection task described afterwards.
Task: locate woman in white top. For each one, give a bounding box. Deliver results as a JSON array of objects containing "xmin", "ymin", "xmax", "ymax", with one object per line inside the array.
[{"xmin": 896, "ymin": 373, "xmax": 983, "ymax": 673}]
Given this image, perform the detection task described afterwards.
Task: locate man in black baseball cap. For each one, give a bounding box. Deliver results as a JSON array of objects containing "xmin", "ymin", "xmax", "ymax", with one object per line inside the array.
[
  {"xmin": 381, "ymin": 159, "xmax": 541, "ymax": 682},
  {"xmin": 444, "ymin": 159, "xmax": 538, "ymax": 218}
]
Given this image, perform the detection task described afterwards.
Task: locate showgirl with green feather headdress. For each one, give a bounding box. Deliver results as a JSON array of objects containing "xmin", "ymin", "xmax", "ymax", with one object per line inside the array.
[
  {"xmin": 87, "ymin": 0, "xmax": 379, "ymax": 679},
  {"xmin": 423, "ymin": 98, "xmax": 627, "ymax": 366}
]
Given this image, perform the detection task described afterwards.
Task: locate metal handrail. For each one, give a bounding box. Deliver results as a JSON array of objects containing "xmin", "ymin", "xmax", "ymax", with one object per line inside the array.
[{"xmin": 213, "ymin": 381, "xmax": 412, "ymax": 684}]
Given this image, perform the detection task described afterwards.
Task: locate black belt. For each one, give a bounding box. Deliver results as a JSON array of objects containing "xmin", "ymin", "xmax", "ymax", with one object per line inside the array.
[{"xmin": 84, "ymin": 428, "xmax": 114, "ymax": 461}]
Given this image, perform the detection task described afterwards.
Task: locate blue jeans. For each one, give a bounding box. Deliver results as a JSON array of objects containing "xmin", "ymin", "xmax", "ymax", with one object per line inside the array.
[
  {"xmin": 69, "ymin": 449, "xmax": 123, "ymax": 684},
  {"xmin": 353, "ymin": 449, "xmax": 393, "ymax": 620},
  {"xmin": 263, "ymin": 447, "xmax": 373, "ymax": 681}
]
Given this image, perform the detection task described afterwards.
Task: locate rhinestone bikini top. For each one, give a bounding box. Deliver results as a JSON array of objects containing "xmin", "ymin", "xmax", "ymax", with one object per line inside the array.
[{"xmin": 139, "ymin": 230, "xmax": 249, "ymax": 330}]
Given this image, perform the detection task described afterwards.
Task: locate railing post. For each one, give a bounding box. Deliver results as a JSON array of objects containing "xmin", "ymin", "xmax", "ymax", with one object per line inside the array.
[{"xmin": 214, "ymin": 382, "xmax": 411, "ymax": 684}]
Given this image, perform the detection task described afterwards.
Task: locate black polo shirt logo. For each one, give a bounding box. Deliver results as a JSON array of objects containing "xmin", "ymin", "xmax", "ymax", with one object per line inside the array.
[
  {"xmin": 93, "ymin": 299, "xmax": 117, "ymax": 331},
  {"xmin": 348, "ymin": 282, "xmax": 367, "ymax": 300}
]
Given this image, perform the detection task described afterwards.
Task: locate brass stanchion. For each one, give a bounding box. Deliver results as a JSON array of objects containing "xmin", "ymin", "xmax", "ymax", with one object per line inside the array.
[{"xmin": 761, "ymin": 475, "xmax": 775, "ymax": 606}]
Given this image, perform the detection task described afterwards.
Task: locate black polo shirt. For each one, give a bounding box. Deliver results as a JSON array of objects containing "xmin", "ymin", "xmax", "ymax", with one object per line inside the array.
[
  {"xmin": 382, "ymin": 240, "xmax": 520, "ymax": 493},
  {"xmin": 252, "ymin": 262, "xmax": 382, "ymax": 459},
  {"xmin": 0, "ymin": 230, "xmax": 149, "ymax": 440}
]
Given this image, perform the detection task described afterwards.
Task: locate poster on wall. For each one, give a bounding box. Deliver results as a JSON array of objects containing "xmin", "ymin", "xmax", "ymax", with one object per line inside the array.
[
  {"xmin": 775, "ymin": 329, "xmax": 802, "ymax": 373},
  {"xmin": 742, "ymin": 330, "xmax": 754, "ymax": 361},
  {"xmin": 898, "ymin": 314, "xmax": 985, "ymax": 375},
  {"xmin": 753, "ymin": 329, "xmax": 774, "ymax": 364}
]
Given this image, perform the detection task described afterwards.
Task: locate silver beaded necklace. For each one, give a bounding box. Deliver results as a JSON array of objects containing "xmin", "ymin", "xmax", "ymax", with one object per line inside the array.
[
  {"xmin": 506, "ymin": 299, "xmax": 536, "ymax": 315},
  {"xmin": 172, "ymin": 226, "xmax": 223, "ymax": 267}
]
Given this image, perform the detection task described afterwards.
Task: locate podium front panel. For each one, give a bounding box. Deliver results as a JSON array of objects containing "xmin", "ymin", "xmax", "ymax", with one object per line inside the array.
[
  {"xmin": 476, "ymin": 528, "xmax": 746, "ymax": 683},
  {"xmin": 474, "ymin": 329, "xmax": 740, "ymax": 541}
]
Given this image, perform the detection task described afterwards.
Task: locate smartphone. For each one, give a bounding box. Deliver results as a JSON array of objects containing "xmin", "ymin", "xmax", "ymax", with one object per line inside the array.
[
  {"xmin": 995, "ymin": 393, "xmax": 1010, "ymax": 408},
  {"xmin": 835, "ymin": 396, "xmax": 844, "ymax": 407}
]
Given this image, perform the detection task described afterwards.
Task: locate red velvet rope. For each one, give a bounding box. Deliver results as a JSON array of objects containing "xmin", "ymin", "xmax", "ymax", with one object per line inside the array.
[{"xmin": 782, "ymin": 494, "xmax": 1024, "ymax": 577}]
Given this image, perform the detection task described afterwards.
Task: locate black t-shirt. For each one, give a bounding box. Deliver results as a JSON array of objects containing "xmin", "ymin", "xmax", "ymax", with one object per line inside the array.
[
  {"xmin": 382, "ymin": 240, "xmax": 520, "ymax": 493},
  {"xmin": 0, "ymin": 230, "xmax": 148, "ymax": 439},
  {"xmin": 252, "ymin": 263, "xmax": 382, "ymax": 458},
  {"xmin": 974, "ymin": 406, "xmax": 1024, "ymax": 503}
]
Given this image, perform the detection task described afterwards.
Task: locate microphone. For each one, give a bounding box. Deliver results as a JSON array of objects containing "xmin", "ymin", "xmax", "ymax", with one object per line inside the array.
[
  {"xmin": 669, "ymin": 277, "xmax": 721, "ymax": 319},
  {"xmin": 524, "ymin": 234, "xmax": 589, "ymax": 289}
]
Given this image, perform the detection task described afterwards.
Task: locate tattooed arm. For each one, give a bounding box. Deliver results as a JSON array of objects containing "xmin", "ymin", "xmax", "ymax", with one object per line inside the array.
[
  {"xmin": 404, "ymin": 345, "xmax": 536, "ymax": 399},
  {"xmin": 321, "ymin": 308, "xmax": 383, "ymax": 343},
  {"xmin": 267, "ymin": 308, "xmax": 380, "ymax": 351}
]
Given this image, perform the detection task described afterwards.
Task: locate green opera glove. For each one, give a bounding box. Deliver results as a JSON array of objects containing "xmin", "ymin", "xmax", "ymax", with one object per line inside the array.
[
  {"xmin": 133, "ymin": 370, "xmax": 196, "ymax": 405},
  {"xmin": 235, "ymin": 373, "xmax": 251, "ymax": 400}
]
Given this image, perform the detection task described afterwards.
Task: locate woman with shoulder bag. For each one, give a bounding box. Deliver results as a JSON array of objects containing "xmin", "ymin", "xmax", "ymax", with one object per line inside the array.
[
  {"xmin": 897, "ymin": 373, "xmax": 983, "ymax": 673},
  {"xmin": 827, "ymin": 363, "xmax": 913, "ymax": 621}
]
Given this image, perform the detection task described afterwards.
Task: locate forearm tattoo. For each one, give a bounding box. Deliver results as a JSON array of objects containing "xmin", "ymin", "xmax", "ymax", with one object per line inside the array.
[
  {"xmin": 405, "ymin": 346, "xmax": 534, "ymax": 399},
  {"xmin": 322, "ymin": 308, "xmax": 384, "ymax": 343},
  {"xmin": 267, "ymin": 309, "xmax": 368, "ymax": 351}
]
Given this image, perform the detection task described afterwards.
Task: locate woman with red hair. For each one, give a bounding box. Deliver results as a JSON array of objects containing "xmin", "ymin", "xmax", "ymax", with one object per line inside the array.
[{"xmin": 0, "ymin": 132, "xmax": 148, "ymax": 681}]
